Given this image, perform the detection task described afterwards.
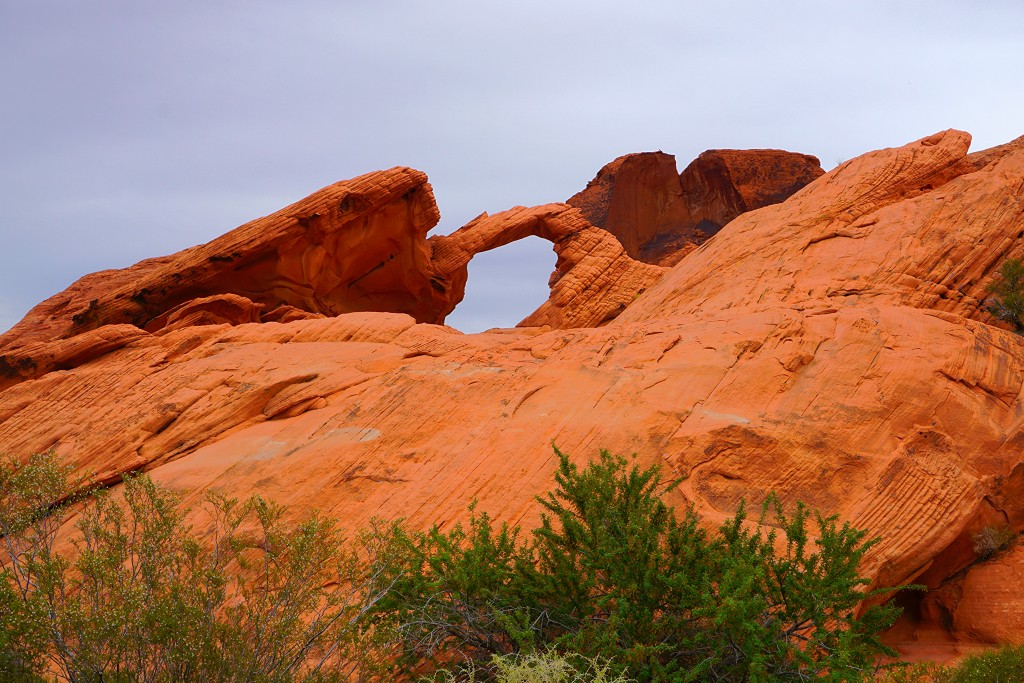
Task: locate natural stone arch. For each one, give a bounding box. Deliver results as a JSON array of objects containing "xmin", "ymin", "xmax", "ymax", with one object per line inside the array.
[{"xmin": 426, "ymin": 203, "xmax": 667, "ymax": 329}]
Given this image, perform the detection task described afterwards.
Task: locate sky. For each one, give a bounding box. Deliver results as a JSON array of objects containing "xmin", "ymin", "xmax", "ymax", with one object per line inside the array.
[{"xmin": 1, "ymin": 1, "xmax": 1022, "ymax": 334}]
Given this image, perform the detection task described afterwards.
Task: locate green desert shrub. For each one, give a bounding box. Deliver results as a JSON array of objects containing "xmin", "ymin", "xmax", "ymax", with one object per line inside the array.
[
  {"xmin": 382, "ymin": 447, "xmax": 904, "ymax": 682},
  {"xmin": 986, "ymin": 257, "xmax": 1024, "ymax": 332},
  {"xmin": 0, "ymin": 450, "xmax": 397, "ymax": 682},
  {"xmin": 373, "ymin": 503, "xmax": 540, "ymax": 669},
  {"xmin": 2, "ymin": 446, "xmax": 909, "ymax": 682}
]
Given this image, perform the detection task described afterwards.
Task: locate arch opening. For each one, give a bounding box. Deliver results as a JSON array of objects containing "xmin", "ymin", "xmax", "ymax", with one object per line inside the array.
[{"xmin": 444, "ymin": 236, "xmax": 557, "ymax": 333}]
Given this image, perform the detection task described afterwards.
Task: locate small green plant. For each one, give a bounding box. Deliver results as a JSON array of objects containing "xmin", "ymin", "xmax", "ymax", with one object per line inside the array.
[
  {"xmin": 986, "ymin": 258, "xmax": 1024, "ymax": 332},
  {"xmin": 943, "ymin": 643, "xmax": 1024, "ymax": 682},
  {"xmin": 876, "ymin": 660, "xmax": 948, "ymax": 683},
  {"xmin": 490, "ymin": 653, "xmax": 633, "ymax": 683}
]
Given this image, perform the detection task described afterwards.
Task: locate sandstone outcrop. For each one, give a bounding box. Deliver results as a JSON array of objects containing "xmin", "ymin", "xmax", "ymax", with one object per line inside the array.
[
  {"xmin": 0, "ymin": 167, "xmax": 444, "ymax": 351},
  {"xmin": 567, "ymin": 152, "xmax": 694, "ymax": 264},
  {"xmin": 568, "ymin": 149, "xmax": 823, "ymax": 267},
  {"xmin": 616, "ymin": 130, "xmax": 1018, "ymax": 326},
  {"xmin": 2, "ymin": 130, "xmax": 1024, "ymax": 662},
  {"xmin": 678, "ymin": 149, "xmax": 824, "ymax": 239}
]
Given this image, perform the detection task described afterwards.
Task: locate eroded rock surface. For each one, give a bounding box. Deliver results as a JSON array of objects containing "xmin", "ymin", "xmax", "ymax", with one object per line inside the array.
[
  {"xmin": 678, "ymin": 149, "xmax": 824, "ymax": 240},
  {"xmin": 567, "ymin": 152, "xmax": 694, "ymax": 264},
  {"xmin": 616, "ymin": 130, "xmax": 1018, "ymax": 326},
  {"xmin": 2, "ymin": 130, "xmax": 1024, "ymax": 661}
]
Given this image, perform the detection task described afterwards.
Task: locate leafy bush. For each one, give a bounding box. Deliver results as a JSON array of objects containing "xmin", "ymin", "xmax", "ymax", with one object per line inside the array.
[
  {"xmin": 531, "ymin": 448, "xmax": 712, "ymax": 680},
  {"xmin": 374, "ymin": 504, "xmax": 539, "ymax": 669},
  {"xmin": 384, "ymin": 448, "xmax": 904, "ymax": 682},
  {"xmin": 541, "ymin": 449, "xmax": 902, "ymax": 681},
  {"xmin": 0, "ymin": 450, "xmax": 80, "ymax": 680},
  {"xmin": 2, "ymin": 447, "xmax": 910, "ymax": 682},
  {"xmin": 0, "ymin": 450, "xmax": 396, "ymax": 682},
  {"xmin": 986, "ymin": 258, "xmax": 1024, "ymax": 332}
]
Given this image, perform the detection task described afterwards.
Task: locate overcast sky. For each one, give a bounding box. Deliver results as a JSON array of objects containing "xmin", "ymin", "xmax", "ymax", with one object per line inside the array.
[{"xmin": 1, "ymin": 1, "xmax": 1022, "ymax": 333}]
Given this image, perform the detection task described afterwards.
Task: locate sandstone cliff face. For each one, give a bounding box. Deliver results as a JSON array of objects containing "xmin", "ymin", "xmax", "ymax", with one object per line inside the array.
[
  {"xmin": 567, "ymin": 152, "xmax": 693, "ymax": 263},
  {"xmin": 1, "ymin": 131, "xmax": 1023, "ymax": 660},
  {"xmin": 567, "ymin": 149, "xmax": 823, "ymax": 267},
  {"xmin": 677, "ymin": 148, "xmax": 824, "ymax": 238}
]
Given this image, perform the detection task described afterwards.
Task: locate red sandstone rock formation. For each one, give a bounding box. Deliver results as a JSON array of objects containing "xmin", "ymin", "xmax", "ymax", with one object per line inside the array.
[
  {"xmin": 0, "ymin": 168, "xmax": 443, "ymax": 352},
  {"xmin": 679, "ymin": 149, "xmax": 824, "ymax": 236},
  {"xmin": 568, "ymin": 148, "xmax": 823, "ymax": 267},
  {"xmin": 567, "ymin": 152, "xmax": 694, "ymax": 264},
  {"xmin": 2, "ymin": 130, "xmax": 1024, "ymax": 663},
  {"xmin": 0, "ymin": 174, "xmax": 662, "ymax": 359},
  {"xmin": 616, "ymin": 130, "xmax": 1016, "ymax": 326}
]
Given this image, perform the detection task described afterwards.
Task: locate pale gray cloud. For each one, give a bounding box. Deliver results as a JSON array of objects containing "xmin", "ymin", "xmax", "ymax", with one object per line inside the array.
[{"xmin": 2, "ymin": 0, "xmax": 1022, "ymax": 332}]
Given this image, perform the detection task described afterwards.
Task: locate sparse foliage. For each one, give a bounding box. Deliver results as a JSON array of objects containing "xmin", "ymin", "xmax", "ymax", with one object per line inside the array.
[
  {"xmin": 941, "ymin": 643, "xmax": 1024, "ymax": 682},
  {"xmin": 878, "ymin": 642, "xmax": 1024, "ymax": 683},
  {"xmin": 986, "ymin": 258, "xmax": 1024, "ymax": 332},
  {"xmin": 0, "ymin": 451, "xmax": 397, "ymax": 682},
  {"xmin": 427, "ymin": 651, "xmax": 635, "ymax": 683}
]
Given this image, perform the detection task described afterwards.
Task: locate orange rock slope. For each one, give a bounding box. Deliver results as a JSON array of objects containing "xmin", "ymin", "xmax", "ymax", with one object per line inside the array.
[{"xmin": 2, "ymin": 130, "xmax": 1024, "ymax": 659}]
